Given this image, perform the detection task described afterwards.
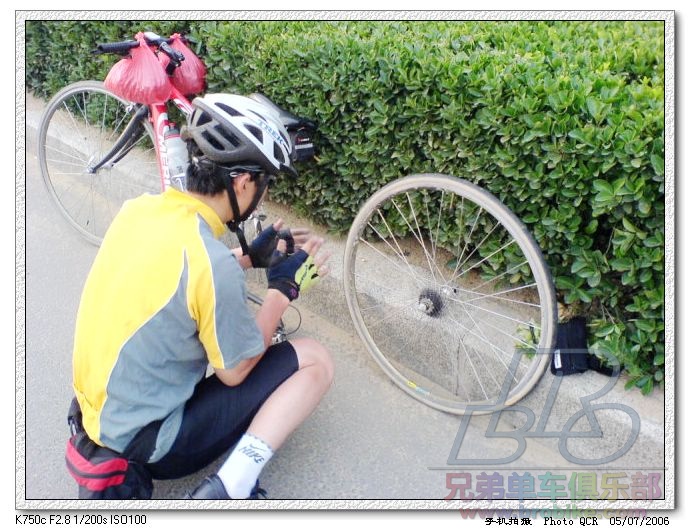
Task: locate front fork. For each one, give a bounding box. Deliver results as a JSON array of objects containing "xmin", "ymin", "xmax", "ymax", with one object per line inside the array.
[{"xmin": 88, "ymin": 104, "xmax": 149, "ymax": 173}]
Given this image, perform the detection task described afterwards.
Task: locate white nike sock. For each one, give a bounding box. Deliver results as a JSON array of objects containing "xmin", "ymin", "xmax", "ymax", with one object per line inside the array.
[{"xmin": 217, "ymin": 433, "xmax": 274, "ymax": 499}]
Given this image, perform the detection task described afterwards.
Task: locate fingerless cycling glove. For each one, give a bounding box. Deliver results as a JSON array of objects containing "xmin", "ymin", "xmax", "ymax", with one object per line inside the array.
[
  {"xmin": 248, "ymin": 225, "xmax": 280, "ymax": 268},
  {"xmin": 267, "ymin": 250, "xmax": 320, "ymax": 301},
  {"xmin": 248, "ymin": 227, "xmax": 298, "ymax": 268}
]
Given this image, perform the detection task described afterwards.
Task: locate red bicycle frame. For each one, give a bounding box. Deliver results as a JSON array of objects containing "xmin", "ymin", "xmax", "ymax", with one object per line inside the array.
[{"xmin": 148, "ymin": 86, "xmax": 193, "ymax": 191}]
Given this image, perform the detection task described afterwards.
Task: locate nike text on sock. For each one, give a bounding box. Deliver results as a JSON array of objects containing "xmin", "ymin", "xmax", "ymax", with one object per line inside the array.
[{"xmin": 217, "ymin": 433, "xmax": 274, "ymax": 499}]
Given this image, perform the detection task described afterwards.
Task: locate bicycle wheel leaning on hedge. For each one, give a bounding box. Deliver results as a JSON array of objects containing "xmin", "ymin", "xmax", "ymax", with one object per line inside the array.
[
  {"xmin": 38, "ymin": 81, "xmax": 160, "ymax": 245},
  {"xmin": 344, "ymin": 174, "xmax": 557, "ymax": 415}
]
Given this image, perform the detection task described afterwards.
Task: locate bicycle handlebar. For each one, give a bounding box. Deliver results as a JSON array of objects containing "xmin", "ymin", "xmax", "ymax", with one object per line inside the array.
[
  {"xmin": 93, "ymin": 40, "xmax": 139, "ymax": 55},
  {"xmin": 143, "ymin": 31, "xmax": 185, "ymax": 66},
  {"xmin": 93, "ymin": 31, "xmax": 186, "ymax": 74}
]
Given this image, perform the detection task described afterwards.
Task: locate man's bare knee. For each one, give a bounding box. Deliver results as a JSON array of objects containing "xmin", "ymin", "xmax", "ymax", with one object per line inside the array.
[{"xmin": 292, "ymin": 337, "xmax": 334, "ymax": 386}]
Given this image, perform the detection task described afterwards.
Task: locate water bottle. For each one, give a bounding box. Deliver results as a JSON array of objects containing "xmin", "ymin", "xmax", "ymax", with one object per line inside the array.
[{"xmin": 164, "ymin": 127, "xmax": 189, "ymax": 191}]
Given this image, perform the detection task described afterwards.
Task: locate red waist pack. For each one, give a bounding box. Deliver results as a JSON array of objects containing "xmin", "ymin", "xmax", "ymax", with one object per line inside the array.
[
  {"xmin": 64, "ymin": 398, "xmax": 153, "ymax": 500},
  {"xmin": 104, "ymin": 32, "xmax": 172, "ymax": 104}
]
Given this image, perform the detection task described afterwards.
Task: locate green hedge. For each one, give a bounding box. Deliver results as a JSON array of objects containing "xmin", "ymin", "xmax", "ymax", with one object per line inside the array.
[{"xmin": 25, "ymin": 20, "xmax": 666, "ymax": 391}]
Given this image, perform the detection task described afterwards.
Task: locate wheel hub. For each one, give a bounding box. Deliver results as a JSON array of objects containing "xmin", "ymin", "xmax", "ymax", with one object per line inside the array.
[{"xmin": 418, "ymin": 288, "xmax": 443, "ymax": 317}]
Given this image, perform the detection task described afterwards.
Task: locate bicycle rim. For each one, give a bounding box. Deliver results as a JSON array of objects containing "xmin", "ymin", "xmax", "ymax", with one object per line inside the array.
[
  {"xmin": 344, "ymin": 174, "xmax": 557, "ymax": 414},
  {"xmin": 37, "ymin": 81, "xmax": 159, "ymax": 245}
]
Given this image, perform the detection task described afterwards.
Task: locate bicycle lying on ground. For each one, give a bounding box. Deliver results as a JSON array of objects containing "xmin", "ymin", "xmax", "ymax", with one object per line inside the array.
[{"xmin": 37, "ymin": 31, "xmax": 557, "ymax": 416}]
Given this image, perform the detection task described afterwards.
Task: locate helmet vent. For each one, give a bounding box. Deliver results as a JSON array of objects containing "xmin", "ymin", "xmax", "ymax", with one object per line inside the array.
[
  {"xmin": 196, "ymin": 112, "xmax": 212, "ymax": 126},
  {"xmin": 203, "ymin": 131, "xmax": 225, "ymax": 151},
  {"xmin": 248, "ymin": 109, "xmax": 269, "ymax": 122},
  {"xmin": 245, "ymin": 124, "xmax": 264, "ymax": 143},
  {"xmin": 216, "ymin": 103, "xmax": 243, "ymax": 117},
  {"xmin": 274, "ymin": 143, "xmax": 285, "ymax": 164},
  {"xmin": 216, "ymin": 126, "xmax": 241, "ymax": 147}
]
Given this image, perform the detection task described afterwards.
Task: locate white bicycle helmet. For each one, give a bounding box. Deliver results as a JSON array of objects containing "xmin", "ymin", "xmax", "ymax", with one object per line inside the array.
[{"xmin": 184, "ymin": 93, "xmax": 296, "ymax": 177}]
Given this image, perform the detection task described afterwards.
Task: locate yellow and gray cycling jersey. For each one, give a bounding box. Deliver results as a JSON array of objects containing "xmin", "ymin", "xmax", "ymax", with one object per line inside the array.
[{"xmin": 72, "ymin": 189, "xmax": 264, "ymax": 461}]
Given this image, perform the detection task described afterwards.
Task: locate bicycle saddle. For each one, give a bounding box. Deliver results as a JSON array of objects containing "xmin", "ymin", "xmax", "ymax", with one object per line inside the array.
[{"xmin": 248, "ymin": 93, "xmax": 316, "ymax": 131}]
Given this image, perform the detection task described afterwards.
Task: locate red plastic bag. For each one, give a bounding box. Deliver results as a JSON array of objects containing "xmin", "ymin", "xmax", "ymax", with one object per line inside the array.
[
  {"xmin": 104, "ymin": 32, "xmax": 172, "ymax": 104},
  {"xmin": 160, "ymin": 33, "xmax": 207, "ymax": 95}
]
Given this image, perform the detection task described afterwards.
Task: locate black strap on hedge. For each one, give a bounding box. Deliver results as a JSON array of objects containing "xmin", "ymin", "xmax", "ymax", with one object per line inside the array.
[{"xmin": 550, "ymin": 317, "xmax": 614, "ymax": 377}]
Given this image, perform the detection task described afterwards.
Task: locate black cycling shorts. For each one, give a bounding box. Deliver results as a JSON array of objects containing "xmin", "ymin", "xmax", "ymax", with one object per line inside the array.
[{"xmin": 143, "ymin": 341, "xmax": 299, "ymax": 480}]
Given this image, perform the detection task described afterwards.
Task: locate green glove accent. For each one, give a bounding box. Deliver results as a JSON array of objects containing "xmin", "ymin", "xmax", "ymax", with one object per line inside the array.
[
  {"xmin": 295, "ymin": 256, "xmax": 320, "ymax": 294},
  {"xmin": 267, "ymin": 250, "xmax": 320, "ymax": 301}
]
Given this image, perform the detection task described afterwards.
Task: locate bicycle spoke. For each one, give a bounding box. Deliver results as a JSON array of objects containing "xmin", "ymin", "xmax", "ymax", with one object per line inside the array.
[
  {"xmin": 436, "ymin": 278, "xmax": 542, "ymax": 311},
  {"xmin": 368, "ymin": 213, "xmax": 425, "ymax": 286},
  {"xmin": 455, "ymin": 222, "xmax": 501, "ymax": 274},
  {"xmin": 358, "ymin": 236, "xmax": 425, "ymax": 289},
  {"xmin": 390, "ymin": 197, "xmax": 439, "ymax": 284},
  {"xmin": 405, "ymin": 192, "xmax": 448, "ymax": 284},
  {"xmin": 450, "ymin": 203, "xmax": 483, "ymax": 282},
  {"xmin": 99, "ymin": 94, "xmax": 108, "ymax": 157},
  {"xmin": 372, "ymin": 207, "xmax": 419, "ymax": 276},
  {"xmin": 462, "ymin": 282, "xmax": 540, "ymax": 307},
  {"xmin": 446, "ymin": 312, "xmax": 519, "ymax": 385},
  {"xmin": 446, "ymin": 304, "xmax": 502, "ymax": 400},
  {"xmin": 44, "ymin": 143, "xmax": 90, "ymax": 165},
  {"xmin": 364, "ymin": 299, "xmax": 418, "ymax": 330},
  {"xmin": 43, "ymin": 170, "xmax": 90, "ymax": 177},
  {"xmin": 460, "ymin": 238, "xmax": 518, "ymax": 281},
  {"xmin": 107, "ymin": 106, "xmax": 130, "ymax": 142},
  {"xmin": 424, "ymin": 191, "xmax": 440, "ymax": 267},
  {"xmin": 472, "ymin": 259, "xmax": 531, "ymax": 291},
  {"xmin": 80, "ymin": 92, "xmax": 91, "ymax": 132},
  {"xmin": 458, "ymin": 300, "xmax": 533, "ymax": 369},
  {"xmin": 62, "ymin": 185, "xmax": 91, "ymax": 225},
  {"xmin": 429, "ymin": 190, "xmax": 455, "ymax": 273},
  {"xmin": 45, "ymin": 158, "xmax": 89, "ymax": 168},
  {"xmin": 87, "ymin": 178, "xmax": 97, "ymax": 234},
  {"xmin": 445, "ymin": 293, "xmax": 542, "ymax": 331},
  {"xmin": 60, "ymin": 99, "xmax": 89, "ymax": 141},
  {"xmin": 358, "ymin": 295, "xmax": 420, "ymax": 315},
  {"xmin": 453, "ymin": 302, "xmax": 513, "ymax": 385},
  {"xmin": 469, "ymin": 312, "xmax": 539, "ymax": 353},
  {"xmin": 457, "ymin": 338, "xmax": 487, "ymax": 400}
]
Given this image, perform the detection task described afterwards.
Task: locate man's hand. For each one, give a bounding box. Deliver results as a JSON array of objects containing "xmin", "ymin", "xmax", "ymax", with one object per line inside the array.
[
  {"xmin": 247, "ymin": 219, "xmax": 312, "ymax": 268},
  {"xmin": 267, "ymin": 236, "xmax": 330, "ymax": 301}
]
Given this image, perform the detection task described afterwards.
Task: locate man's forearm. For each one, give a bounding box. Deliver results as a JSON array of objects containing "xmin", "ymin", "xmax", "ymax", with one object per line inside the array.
[
  {"xmin": 214, "ymin": 289, "xmax": 289, "ymax": 387},
  {"xmin": 255, "ymin": 288, "xmax": 290, "ymax": 349}
]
